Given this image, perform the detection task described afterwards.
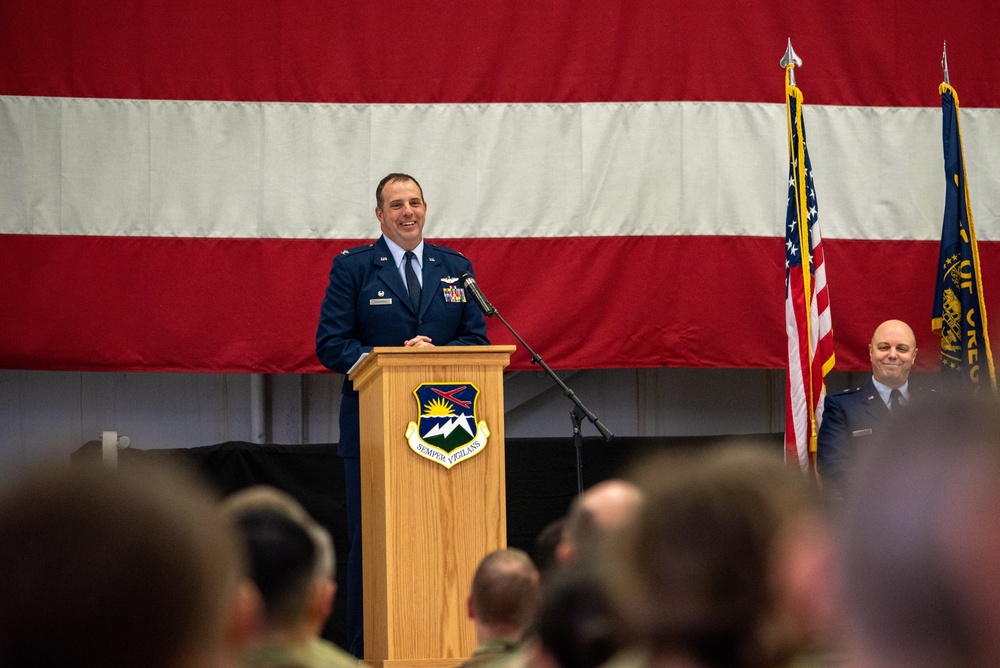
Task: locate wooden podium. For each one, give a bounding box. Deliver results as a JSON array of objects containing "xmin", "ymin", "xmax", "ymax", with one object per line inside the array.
[{"xmin": 349, "ymin": 345, "xmax": 516, "ymax": 668}]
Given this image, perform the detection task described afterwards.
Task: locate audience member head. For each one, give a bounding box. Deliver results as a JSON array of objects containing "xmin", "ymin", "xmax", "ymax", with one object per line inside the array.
[
  {"xmin": 839, "ymin": 394, "xmax": 1000, "ymax": 668},
  {"xmin": 527, "ymin": 481, "xmax": 641, "ymax": 668},
  {"xmin": 556, "ymin": 479, "xmax": 643, "ymax": 567},
  {"xmin": 534, "ymin": 517, "xmax": 567, "ymax": 583},
  {"xmin": 608, "ymin": 443, "xmax": 825, "ymax": 668},
  {"xmin": 222, "ymin": 486, "xmax": 336, "ymax": 640},
  {"xmin": 221, "ymin": 485, "xmax": 334, "ymax": 584},
  {"xmin": 0, "ymin": 459, "xmax": 254, "ymax": 668},
  {"xmin": 467, "ymin": 548, "xmax": 541, "ymax": 643},
  {"xmin": 531, "ymin": 564, "xmax": 622, "ymax": 668},
  {"xmin": 869, "ymin": 319, "xmax": 917, "ymax": 389}
]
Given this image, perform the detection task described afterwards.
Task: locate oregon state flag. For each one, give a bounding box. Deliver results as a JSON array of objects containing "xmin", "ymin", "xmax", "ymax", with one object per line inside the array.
[{"xmin": 932, "ymin": 83, "xmax": 996, "ymax": 393}]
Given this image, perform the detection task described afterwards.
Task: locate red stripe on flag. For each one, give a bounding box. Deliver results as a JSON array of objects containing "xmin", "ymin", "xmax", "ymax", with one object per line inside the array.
[
  {"xmin": 1, "ymin": 1, "xmax": 998, "ymax": 107},
  {"xmin": 0, "ymin": 234, "xmax": 972, "ymax": 373}
]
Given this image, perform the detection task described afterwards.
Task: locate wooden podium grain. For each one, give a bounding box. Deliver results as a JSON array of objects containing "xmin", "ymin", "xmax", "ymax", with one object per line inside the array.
[{"xmin": 349, "ymin": 345, "xmax": 515, "ymax": 668}]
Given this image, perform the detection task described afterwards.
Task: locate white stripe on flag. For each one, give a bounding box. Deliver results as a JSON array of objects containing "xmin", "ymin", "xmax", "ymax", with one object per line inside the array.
[
  {"xmin": 5, "ymin": 96, "xmax": 1000, "ymax": 241},
  {"xmin": 786, "ymin": 282, "xmax": 810, "ymax": 470}
]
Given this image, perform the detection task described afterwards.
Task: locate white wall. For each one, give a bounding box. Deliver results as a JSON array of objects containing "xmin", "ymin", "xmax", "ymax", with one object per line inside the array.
[{"xmin": 0, "ymin": 366, "xmax": 873, "ymax": 481}]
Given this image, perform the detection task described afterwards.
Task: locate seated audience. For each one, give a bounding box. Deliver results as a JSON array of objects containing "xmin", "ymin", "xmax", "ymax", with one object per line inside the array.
[
  {"xmin": 838, "ymin": 394, "xmax": 1000, "ymax": 668},
  {"xmin": 0, "ymin": 459, "xmax": 258, "ymax": 668},
  {"xmin": 533, "ymin": 517, "xmax": 567, "ymax": 583},
  {"xmin": 555, "ymin": 479, "xmax": 644, "ymax": 568},
  {"xmin": 516, "ymin": 480, "xmax": 645, "ymax": 668},
  {"xmin": 457, "ymin": 548, "xmax": 541, "ymax": 668},
  {"xmin": 604, "ymin": 444, "xmax": 834, "ymax": 668},
  {"xmin": 531, "ymin": 565, "xmax": 623, "ymax": 668},
  {"xmin": 222, "ymin": 485, "xmax": 357, "ymax": 668}
]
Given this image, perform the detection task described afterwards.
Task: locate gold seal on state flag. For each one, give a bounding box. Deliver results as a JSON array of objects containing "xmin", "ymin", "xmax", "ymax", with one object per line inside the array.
[{"xmin": 405, "ymin": 382, "xmax": 490, "ymax": 469}]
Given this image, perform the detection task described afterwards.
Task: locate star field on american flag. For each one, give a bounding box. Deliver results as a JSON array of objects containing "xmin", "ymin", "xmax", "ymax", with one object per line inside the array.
[{"xmin": 785, "ymin": 156, "xmax": 820, "ymax": 276}]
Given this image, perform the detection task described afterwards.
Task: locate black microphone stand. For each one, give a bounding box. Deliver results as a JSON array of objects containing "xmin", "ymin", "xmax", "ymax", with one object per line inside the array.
[{"xmin": 490, "ymin": 309, "xmax": 614, "ymax": 496}]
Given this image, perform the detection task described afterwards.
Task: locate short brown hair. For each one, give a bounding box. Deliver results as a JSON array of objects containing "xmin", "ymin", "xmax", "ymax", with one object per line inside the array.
[
  {"xmin": 470, "ymin": 548, "xmax": 540, "ymax": 629},
  {"xmin": 375, "ymin": 172, "xmax": 424, "ymax": 209}
]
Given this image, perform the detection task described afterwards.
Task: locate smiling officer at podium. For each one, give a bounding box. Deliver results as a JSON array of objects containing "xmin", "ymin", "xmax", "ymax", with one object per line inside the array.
[{"xmin": 316, "ymin": 172, "xmax": 490, "ymax": 657}]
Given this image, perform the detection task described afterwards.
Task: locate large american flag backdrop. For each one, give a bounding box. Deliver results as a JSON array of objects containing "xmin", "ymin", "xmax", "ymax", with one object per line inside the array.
[{"xmin": 2, "ymin": 1, "xmax": 999, "ymax": 374}]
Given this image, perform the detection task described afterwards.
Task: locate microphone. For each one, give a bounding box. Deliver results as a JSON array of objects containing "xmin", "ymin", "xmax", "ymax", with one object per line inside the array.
[{"xmin": 459, "ymin": 271, "xmax": 496, "ymax": 317}]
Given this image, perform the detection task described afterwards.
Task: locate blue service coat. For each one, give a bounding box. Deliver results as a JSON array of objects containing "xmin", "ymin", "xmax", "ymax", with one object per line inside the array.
[
  {"xmin": 816, "ymin": 378, "xmax": 890, "ymax": 493},
  {"xmin": 316, "ymin": 235, "xmax": 490, "ymax": 457}
]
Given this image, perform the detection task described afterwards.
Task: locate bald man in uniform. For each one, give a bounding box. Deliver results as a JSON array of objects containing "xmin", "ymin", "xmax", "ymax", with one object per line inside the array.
[{"xmin": 817, "ymin": 319, "xmax": 920, "ymax": 497}]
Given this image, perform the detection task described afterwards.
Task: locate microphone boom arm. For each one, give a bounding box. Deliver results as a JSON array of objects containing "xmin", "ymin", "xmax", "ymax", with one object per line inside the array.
[
  {"xmin": 460, "ymin": 270, "xmax": 613, "ymax": 493},
  {"xmin": 492, "ymin": 310, "xmax": 614, "ymax": 443}
]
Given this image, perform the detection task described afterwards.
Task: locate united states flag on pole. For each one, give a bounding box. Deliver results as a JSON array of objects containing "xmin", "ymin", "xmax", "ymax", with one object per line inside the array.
[{"xmin": 784, "ymin": 63, "xmax": 835, "ymax": 472}]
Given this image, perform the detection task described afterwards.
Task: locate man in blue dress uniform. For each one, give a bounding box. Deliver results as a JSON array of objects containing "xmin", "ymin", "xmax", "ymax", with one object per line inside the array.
[
  {"xmin": 316, "ymin": 173, "xmax": 490, "ymax": 657},
  {"xmin": 817, "ymin": 319, "xmax": 919, "ymax": 498}
]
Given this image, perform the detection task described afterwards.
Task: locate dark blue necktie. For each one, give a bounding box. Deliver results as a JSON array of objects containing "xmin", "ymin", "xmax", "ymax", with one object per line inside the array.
[
  {"xmin": 889, "ymin": 388, "xmax": 902, "ymax": 411},
  {"xmin": 404, "ymin": 251, "xmax": 421, "ymax": 310}
]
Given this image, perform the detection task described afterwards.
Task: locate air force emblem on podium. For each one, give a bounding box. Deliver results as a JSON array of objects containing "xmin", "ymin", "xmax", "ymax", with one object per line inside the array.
[{"xmin": 405, "ymin": 382, "xmax": 490, "ymax": 469}]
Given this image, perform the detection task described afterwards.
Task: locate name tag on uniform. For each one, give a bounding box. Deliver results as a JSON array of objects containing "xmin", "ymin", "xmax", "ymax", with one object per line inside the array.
[
  {"xmin": 370, "ymin": 298, "xmax": 392, "ymax": 306},
  {"xmin": 852, "ymin": 429, "xmax": 873, "ymax": 437},
  {"xmin": 442, "ymin": 286, "xmax": 466, "ymax": 303}
]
